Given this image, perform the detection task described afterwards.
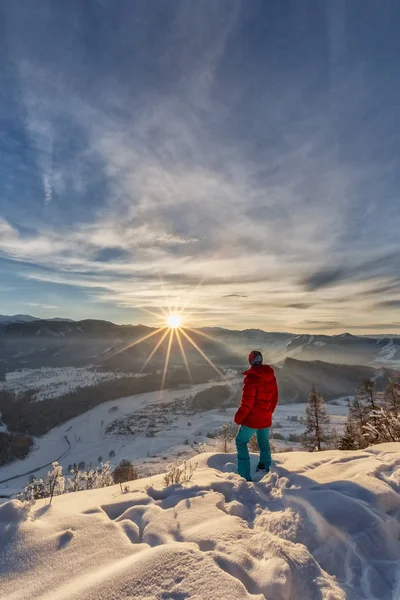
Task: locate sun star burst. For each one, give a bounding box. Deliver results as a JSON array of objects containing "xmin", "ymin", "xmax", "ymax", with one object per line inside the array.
[
  {"xmin": 106, "ymin": 284, "xmax": 229, "ymax": 399},
  {"xmin": 167, "ymin": 314, "xmax": 182, "ymax": 329}
]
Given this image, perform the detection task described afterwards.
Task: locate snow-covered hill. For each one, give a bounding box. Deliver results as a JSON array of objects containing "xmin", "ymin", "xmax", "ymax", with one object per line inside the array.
[
  {"xmin": 285, "ymin": 333, "xmax": 400, "ymax": 367},
  {"xmin": 1, "ymin": 445, "xmax": 400, "ymax": 600}
]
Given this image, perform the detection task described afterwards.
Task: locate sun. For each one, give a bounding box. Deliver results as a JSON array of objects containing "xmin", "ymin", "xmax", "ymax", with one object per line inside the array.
[
  {"xmin": 107, "ymin": 283, "xmax": 226, "ymax": 399},
  {"xmin": 167, "ymin": 314, "xmax": 182, "ymax": 329}
]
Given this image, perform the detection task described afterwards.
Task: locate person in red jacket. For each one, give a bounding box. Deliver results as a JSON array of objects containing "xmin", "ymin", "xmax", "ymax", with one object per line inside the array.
[{"xmin": 234, "ymin": 350, "xmax": 278, "ymax": 481}]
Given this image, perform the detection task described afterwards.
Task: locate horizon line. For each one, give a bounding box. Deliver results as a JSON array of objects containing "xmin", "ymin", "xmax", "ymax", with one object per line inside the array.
[{"xmin": 1, "ymin": 312, "xmax": 400, "ymax": 338}]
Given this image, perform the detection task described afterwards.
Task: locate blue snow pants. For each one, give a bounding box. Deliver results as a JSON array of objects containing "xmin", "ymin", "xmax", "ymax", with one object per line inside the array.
[{"xmin": 236, "ymin": 425, "xmax": 271, "ymax": 481}]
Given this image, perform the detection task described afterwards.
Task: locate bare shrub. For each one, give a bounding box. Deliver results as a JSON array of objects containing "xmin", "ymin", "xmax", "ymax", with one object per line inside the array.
[
  {"xmin": 248, "ymin": 435, "xmax": 259, "ymax": 453},
  {"xmin": 113, "ymin": 459, "xmax": 138, "ymax": 491},
  {"xmin": 164, "ymin": 460, "xmax": 197, "ymax": 487}
]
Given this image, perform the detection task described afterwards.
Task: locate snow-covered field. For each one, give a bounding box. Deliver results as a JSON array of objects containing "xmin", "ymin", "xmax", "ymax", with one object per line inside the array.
[
  {"xmin": 0, "ymin": 367, "xmax": 146, "ymax": 401},
  {"xmin": 0, "ymin": 378, "xmax": 348, "ymax": 497},
  {"xmin": 1, "ymin": 445, "xmax": 400, "ymax": 600}
]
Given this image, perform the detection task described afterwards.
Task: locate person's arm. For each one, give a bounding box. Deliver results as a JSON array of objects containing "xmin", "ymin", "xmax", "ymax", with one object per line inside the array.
[
  {"xmin": 234, "ymin": 375, "xmax": 257, "ymax": 424},
  {"xmin": 270, "ymin": 376, "xmax": 278, "ymax": 414}
]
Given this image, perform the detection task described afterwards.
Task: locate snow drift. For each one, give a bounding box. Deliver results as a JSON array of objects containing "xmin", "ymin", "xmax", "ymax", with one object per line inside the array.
[{"xmin": 1, "ymin": 445, "xmax": 400, "ymax": 600}]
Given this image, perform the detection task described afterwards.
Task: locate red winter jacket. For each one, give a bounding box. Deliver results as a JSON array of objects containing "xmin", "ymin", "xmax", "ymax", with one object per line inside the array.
[{"xmin": 234, "ymin": 364, "xmax": 278, "ymax": 429}]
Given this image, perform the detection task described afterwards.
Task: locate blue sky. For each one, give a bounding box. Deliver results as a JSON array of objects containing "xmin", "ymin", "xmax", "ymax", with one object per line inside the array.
[{"xmin": 0, "ymin": 0, "xmax": 400, "ymax": 333}]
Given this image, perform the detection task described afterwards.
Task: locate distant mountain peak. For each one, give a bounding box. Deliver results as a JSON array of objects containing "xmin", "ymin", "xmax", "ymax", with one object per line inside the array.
[
  {"xmin": 0, "ymin": 314, "xmax": 75, "ymax": 324},
  {"xmin": 0, "ymin": 314, "xmax": 40, "ymax": 323}
]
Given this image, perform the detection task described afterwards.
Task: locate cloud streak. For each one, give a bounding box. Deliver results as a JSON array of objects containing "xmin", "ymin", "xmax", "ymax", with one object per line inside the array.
[
  {"xmin": 0, "ymin": 2, "xmax": 400, "ymax": 333},
  {"xmin": 26, "ymin": 303, "xmax": 58, "ymax": 310}
]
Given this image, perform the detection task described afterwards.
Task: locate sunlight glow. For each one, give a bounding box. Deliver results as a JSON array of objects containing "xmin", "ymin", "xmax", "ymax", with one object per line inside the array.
[
  {"xmin": 176, "ymin": 328, "xmax": 192, "ymax": 382},
  {"xmin": 140, "ymin": 328, "xmax": 170, "ymax": 372},
  {"xmin": 106, "ymin": 278, "xmax": 234, "ymax": 397},
  {"xmin": 160, "ymin": 329, "xmax": 174, "ymax": 397},
  {"xmin": 104, "ymin": 327, "xmax": 164, "ymax": 361},
  {"xmin": 180, "ymin": 328, "xmax": 226, "ymax": 380},
  {"xmin": 167, "ymin": 314, "xmax": 182, "ymax": 329}
]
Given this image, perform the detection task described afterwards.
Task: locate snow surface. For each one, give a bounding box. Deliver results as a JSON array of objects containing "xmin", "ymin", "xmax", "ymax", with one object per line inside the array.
[{"xmin": 1, "ymin": 444, "xmax": 400, "ymax": 600}]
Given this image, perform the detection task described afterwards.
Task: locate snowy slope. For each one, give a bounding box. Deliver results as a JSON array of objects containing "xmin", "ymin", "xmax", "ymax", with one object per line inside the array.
[
  {"xmin": 0, "ymin": 367, "xmax": 146, "ymax": 401},
  {"xmin": 1, "ymin": 445, "xmax": 400, "ymax": 600},
  {"xmin": 375, "ymin": 339, "xmax": 400, "ymax": 367}
]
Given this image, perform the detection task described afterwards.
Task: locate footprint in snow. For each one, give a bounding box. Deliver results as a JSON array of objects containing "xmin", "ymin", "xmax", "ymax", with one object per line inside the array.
[{"xmin": 57, "ymin": 529, "xmax": 74, "ymax": 549}]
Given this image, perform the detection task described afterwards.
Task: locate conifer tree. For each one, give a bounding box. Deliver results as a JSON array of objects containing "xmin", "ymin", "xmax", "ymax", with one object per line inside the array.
[
  {"xmin": 340, "ymin": 378, "xmax": 383, "ymax": 450},
  {"xmin": 218, "ymin": 424, "xmax": 234, "ymax": 453},
  {"xmin": 383, "ymin": 378, "xmax": 400, "ymax": 414},
  {"xmin": 338, "ymin": 417, "xmax": 359, "ymax": 450},
  {"xmin": 303, "ymin": 384, "xmax": 330, "ymax": 451},
  {"xmin": 359, "ymin": 378, "xmax": 378, "ymax": 412},
  {"xmin": 364, "ymin": 405, "xmax": 400, "ymax": 444},
  {"xmin": 346, "ymin": 393, "xmax": 370, "ymax": 449}
]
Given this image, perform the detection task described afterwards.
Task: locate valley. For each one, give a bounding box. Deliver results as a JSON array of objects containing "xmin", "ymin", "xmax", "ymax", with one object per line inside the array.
[
  {"xmin": 0, "ymin": 318, "xmax": 398, "ymax": 498},
  {"xmin": 0, "ymin": 372, "xmax": 348, "ymax": 498}
]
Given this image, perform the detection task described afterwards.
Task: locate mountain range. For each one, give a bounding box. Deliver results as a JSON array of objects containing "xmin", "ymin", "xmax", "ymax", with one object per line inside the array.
[
  {"xmin": 1, "ymin": 317, "xmax": 399, "ymax": 372},
  {"xmin": 0, "ymin": 314, "xmax": 75, "ymax": 324}
]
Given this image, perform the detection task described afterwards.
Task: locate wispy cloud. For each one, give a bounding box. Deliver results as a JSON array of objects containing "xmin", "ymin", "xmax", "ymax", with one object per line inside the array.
[
  {"xmin": 26, "ymin": 303, "xmax": 58, "ymax": 310},
  {"xmin": 223, "ymin": 293, "xmax": 248, "ymax": 298},
  {"xmin": 1, "ymin": 2, "xmax": 400, "ymax": 333},
  {"xmin": 375, "ymin": 300, "xmax": 400, "ymax": 309},
  {"xmin": 286, "ymin": 303, "xmax": 314, "ymax": 310},
  {"xmin": 301, "ymin": 252, "xmax": 400, "ymax": 292}
]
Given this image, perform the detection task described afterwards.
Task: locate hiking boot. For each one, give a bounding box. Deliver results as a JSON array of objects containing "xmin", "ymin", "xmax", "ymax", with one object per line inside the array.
[{"xmin": 256, "ymin": 462, "xmax": 270, "ymax": 473}]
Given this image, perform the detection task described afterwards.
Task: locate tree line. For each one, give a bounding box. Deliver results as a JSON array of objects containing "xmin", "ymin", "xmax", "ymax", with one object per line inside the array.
[
  {"xmin": 0, "ymin": 431, "xmax": 33, "ymax": 466},
  {"xmin": 303, "ymin": 377, "xmax": 400, "ymax": 451},
  {"xmin": 19, "ymin": 458, "xmax": 138, "ymax": 504}
]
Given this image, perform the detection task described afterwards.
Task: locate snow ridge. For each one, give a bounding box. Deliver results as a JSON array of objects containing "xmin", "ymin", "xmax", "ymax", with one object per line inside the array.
[{"xmin": 1, "ymin": 445, "xmax": 400, "ymax": 600}]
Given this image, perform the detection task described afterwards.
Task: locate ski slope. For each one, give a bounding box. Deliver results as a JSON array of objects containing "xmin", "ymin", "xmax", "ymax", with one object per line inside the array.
[{"xmin": 1, "ymin": 445, "xmax": 400, "ymax": 600}]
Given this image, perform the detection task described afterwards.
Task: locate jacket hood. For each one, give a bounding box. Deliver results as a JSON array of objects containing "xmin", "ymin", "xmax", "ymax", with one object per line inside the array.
[{"xmin": 242, "ymin": 364, "xmax": 275, "ymax": 380}]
